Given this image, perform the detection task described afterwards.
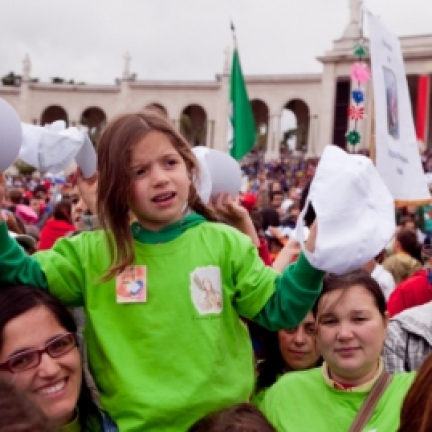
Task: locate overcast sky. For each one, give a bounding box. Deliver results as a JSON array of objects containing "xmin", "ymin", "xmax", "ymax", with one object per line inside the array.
[{"xmin": 1, "ymin": 0, "xmax": 431, "ymax": 85}]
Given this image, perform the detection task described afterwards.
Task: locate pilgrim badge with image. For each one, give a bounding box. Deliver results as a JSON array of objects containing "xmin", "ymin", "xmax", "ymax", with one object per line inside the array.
[
  {"xmin": 116, "ymin": 265, "xmax": 147, "ymax": 303},
  {"xmin": 190, "ymin": 266, "xmax": 223, "ymax": 314}
]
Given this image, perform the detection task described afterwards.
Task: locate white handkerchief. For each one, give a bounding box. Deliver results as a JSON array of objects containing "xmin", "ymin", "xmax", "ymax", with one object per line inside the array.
[
  {"xmin": 19, "ymin": 121, "xmax": 97, "ymax": 177},
  {"xmin": 294, "ymin": 145, "xmax": 396, "ymax": 274}
]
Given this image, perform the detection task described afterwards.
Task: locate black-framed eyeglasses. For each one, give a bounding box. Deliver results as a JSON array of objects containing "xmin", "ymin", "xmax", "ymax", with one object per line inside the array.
[{"xmin": 0, "ymin": 333, "xmax": 77, "ymax": 373}]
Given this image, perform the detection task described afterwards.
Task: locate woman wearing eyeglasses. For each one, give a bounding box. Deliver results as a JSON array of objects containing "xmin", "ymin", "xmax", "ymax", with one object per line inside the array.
[{"xmin": 0, "ymin": 285, "xmax": 117, "ymax": 432}]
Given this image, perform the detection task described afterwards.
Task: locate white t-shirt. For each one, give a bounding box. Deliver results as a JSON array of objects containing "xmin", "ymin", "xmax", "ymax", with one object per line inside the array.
[{"xmin": 372, "ymin": 263, "xmax": 396, "ymax": 300}]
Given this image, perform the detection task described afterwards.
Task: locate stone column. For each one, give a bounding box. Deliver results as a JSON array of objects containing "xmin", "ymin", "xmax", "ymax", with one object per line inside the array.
[
  {"xmin": 19, "ymin": 54, "xmax": 31, "ymax": 122},
  {"xmin": 316, "ymin": 63, "xmax": 337, "ymax": 155},
  {"xmin": 212, "ymin": 47, "xmax": 231, "ymax": 152},
  {"xmin": 306, "ymin": 114, "xmax": 319, "ymax": 158},
  {"xmin": 206, "ymin": 119, "xmax": 214, "ymax": 148},
  {"xmin": 264, "ymin": 112, "xmax": 281, "ymax": 161}
]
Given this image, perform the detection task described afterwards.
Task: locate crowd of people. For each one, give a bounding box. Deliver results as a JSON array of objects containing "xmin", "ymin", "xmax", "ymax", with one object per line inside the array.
[{"xmin": 2, "ymin": 108, "xmax": 432, "ymax": 431}]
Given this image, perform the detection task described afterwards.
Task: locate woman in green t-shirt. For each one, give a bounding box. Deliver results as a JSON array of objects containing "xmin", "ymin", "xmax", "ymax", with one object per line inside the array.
[
  {"xmin": 253, "ymin": 310, "xmax": 322, "ymax": 404},
  {"xmin": 261, "ymin": 269, "xmax": 415, "ymax": 432}
]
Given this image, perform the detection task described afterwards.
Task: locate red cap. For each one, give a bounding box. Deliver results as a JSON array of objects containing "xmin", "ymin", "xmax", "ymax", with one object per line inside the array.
[{"xmin": 240, "ymin": 193, "xmax": 257, "ymax": 212}]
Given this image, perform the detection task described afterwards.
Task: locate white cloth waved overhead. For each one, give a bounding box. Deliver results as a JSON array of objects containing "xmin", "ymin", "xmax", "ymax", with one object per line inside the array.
[
  {"xmin": 20, "ymin": 120, "xmax": 96, "ymax": 177},
  {"xmin": 294, "ymin": 145, "xmax": 396, "ymax": 274}
]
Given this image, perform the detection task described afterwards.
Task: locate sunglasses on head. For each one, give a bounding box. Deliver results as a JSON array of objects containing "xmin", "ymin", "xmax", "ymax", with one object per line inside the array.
[{"xmin": 0, "ymin": 333, "xmax": 77, "ymax": 373}]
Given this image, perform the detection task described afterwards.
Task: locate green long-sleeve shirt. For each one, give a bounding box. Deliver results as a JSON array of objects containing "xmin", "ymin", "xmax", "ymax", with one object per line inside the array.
[{"xmin": 0, "ymin": 216, "xmax": 323, "ymax": 431}]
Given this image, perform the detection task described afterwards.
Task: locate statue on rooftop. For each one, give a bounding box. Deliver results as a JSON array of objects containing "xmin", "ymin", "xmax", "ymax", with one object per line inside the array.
[
  {"xmin": 342, "ymin": 0, "xmax": 363, "ymax": 39},
  {"xmin": 22, "ymin": 54, "xmax": 31, "ymax": 81},
  {"xmin": 223, "ymin": 46, "xmax": 231, "ymax": 75},
  {"xmin": 123, "ymin": 52, "xmax": 131, "ymax": 79}
]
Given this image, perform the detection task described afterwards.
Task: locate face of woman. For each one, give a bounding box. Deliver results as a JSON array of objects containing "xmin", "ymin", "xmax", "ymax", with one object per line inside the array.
[
  {"xmin": 0, "ymin": 306, "xmax": 82, "ymax": 428},
  {"xmin": 278, "ymin": 312, "xmax": 320, "ymax": 371},
  {"xmin": 316, "ymin": 285, "xmax": 388, "ymax": 386}
]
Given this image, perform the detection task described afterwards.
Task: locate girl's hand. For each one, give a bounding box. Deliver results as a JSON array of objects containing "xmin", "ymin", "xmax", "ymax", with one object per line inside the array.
[
  {"xmin": 76, "ymin": 168, "xmax": 98, "ymax": 215},
  {"xmin": 0, "ymin": 173, "xmax": 5, "ymax": 222},
  {"xmin": 212, "ymin": 193, "xmax": 248, "ymax": 224},
  {"xmin": 212, "ymin": 193, "xmax": 260, "ymax": 247},
  {"xmin": 272, "ymin": 238, "xmax": 301, "ymax": 272}
]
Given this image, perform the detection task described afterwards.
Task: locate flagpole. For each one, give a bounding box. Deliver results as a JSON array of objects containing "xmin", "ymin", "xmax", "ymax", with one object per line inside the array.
[{"xmin": 230, "ymin": 20, "xmax": 238, "ymax": 50}]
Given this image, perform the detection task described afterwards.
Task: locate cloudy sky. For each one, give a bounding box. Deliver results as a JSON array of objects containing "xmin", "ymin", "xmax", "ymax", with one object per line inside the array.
[{"xmin": 1, "ymin": 0, "xmax": 431, "ymax": 85}]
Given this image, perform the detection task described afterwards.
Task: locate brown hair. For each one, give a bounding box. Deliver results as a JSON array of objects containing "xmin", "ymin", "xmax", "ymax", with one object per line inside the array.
[
  {"xmin": 396, "ymin": 228, "xmax": 422, "ymax": 263},
  {"xmin": 52, "ymin": 200, "xmax": 72, "ymax": 222},
  {"xmin": 313, "ymin": 269, "xmax": 387, "ymax": 321},
  {"xmin": 0, "ymin": 378, "xmax": 53, "ymax": 431},
  {"xmin": 188, "ymin": 403, "xmax": 276, "ymax": 432},
  {"xmin": 97, "ymin": 109, "xmax": 217, "ymax": 280},
  {"xmin": 4, "ymin": 211, "xmax": 24, "ymax": 234},
  {"xmin": 399, "ymin": 216, "xmax": 416, "ymax": 229},
  {"xmin": 398, "ymin": 352, "xmax": 432, "ymax": 432},
  {"xmin": 7, "ymin": 188, "xmax": 23, "ymax": 205}
]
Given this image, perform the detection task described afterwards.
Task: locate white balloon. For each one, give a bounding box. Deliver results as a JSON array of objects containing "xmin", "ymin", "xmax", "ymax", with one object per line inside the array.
[
  {"xmin": 192, "ymin": 147, "xmax": 242, "ymax": 203},
  {"xmin": 192, "ymin": 147, "xmax": 212, "ymax": 204},
  {"xmin": 0, "ymin": 99, "xmax": 22, "ymax": 172},
  {"xmin": 207, "ymin": 149, "xmax": 242, "ymax": 198}
]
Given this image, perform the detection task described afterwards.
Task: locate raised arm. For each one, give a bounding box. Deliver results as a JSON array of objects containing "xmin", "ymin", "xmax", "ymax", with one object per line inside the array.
[
  {"xmin": 253, "ymin": 222, "xmax": 324, "ymax": 330},
  {"xmin": 0, "ymin": 173, "xmax": 48, "ymax": 288}
]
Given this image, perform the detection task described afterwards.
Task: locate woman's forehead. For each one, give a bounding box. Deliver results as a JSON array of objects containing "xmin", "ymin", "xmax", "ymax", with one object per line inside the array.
[
  {"xmin": 318, "ymin": 285, "xmax": 375, "ymax": 313},
  {"xmin": 1, "ymin": 306, "xmax": 64, "ymax": 355}
]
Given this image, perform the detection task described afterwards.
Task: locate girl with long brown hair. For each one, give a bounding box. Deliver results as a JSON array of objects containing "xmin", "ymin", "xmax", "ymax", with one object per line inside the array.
[{"xmin": 0, "ymin": 109, "xmax": 324, "ymax": 431}]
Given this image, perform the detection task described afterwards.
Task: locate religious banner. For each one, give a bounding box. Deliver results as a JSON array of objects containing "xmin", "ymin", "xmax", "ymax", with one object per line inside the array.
[{"xmin": 368, "ymin": 11, "xmax": 431, "ymax": 205}]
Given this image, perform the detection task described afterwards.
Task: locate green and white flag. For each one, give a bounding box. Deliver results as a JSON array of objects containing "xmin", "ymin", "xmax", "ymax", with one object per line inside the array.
[{"xmin": 228, "ymin": 49, "xmax": 256, "ymax": 160}]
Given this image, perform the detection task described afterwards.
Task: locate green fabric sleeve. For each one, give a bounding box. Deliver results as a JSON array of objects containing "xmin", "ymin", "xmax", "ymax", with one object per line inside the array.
[
  {"xmin": 0, "ymin": 221, "xmax": 48, "ymax": 289},
  {"xmin": 33, "ymin": 234, "xmax": 87, "ymax": 307},
  {"xmin": 253, "ymin": 252, "xmax": 325, "ymax": 330},
  {"xmin": 229, "ymin": 229, "xmax": 279, "ymax": 319}
]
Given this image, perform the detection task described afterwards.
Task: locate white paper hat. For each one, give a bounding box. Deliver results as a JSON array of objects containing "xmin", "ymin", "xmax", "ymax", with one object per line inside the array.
[
  {"xmin": 0, "ymin": 98, "xmax": 22, "ymax": 171},
  {"xmin": 192, "ymin": 147, "xmax": 242, "ymax": 203},
  {"xmin": 19, "ymin": 121, "xmax": 96, "ymax": 178},
  {"xmin": 424, "ymin": 172, "xmax": 432, "ymax": 186},
  {"xmin": 294, "ymin": 145, "xmax": 396, "ymax": 274}
]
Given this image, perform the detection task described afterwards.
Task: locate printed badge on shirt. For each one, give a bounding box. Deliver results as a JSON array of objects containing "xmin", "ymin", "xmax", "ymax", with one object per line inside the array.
[
  {"xmin": 116, "ymin": 265, "xmax": 147, "ymax": 303},
  {"xmin": 190, "ymin": 266, "xmax": 223, "ymax": 315}
]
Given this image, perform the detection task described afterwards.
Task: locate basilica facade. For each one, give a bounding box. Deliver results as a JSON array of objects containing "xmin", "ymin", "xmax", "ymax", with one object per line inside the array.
[{"xmin": 1, "ymin": 1, "xmax": 431, "ymax": 160}]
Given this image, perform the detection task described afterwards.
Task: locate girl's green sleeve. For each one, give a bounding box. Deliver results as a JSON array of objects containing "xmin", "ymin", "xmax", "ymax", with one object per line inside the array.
[
  {"xmin": 0, "ymin": 221, "xmax": 48, "ymax": 289},
  {"xmin": 253, "ymin": 253, "xmax": 324, "ymax": 330}
]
